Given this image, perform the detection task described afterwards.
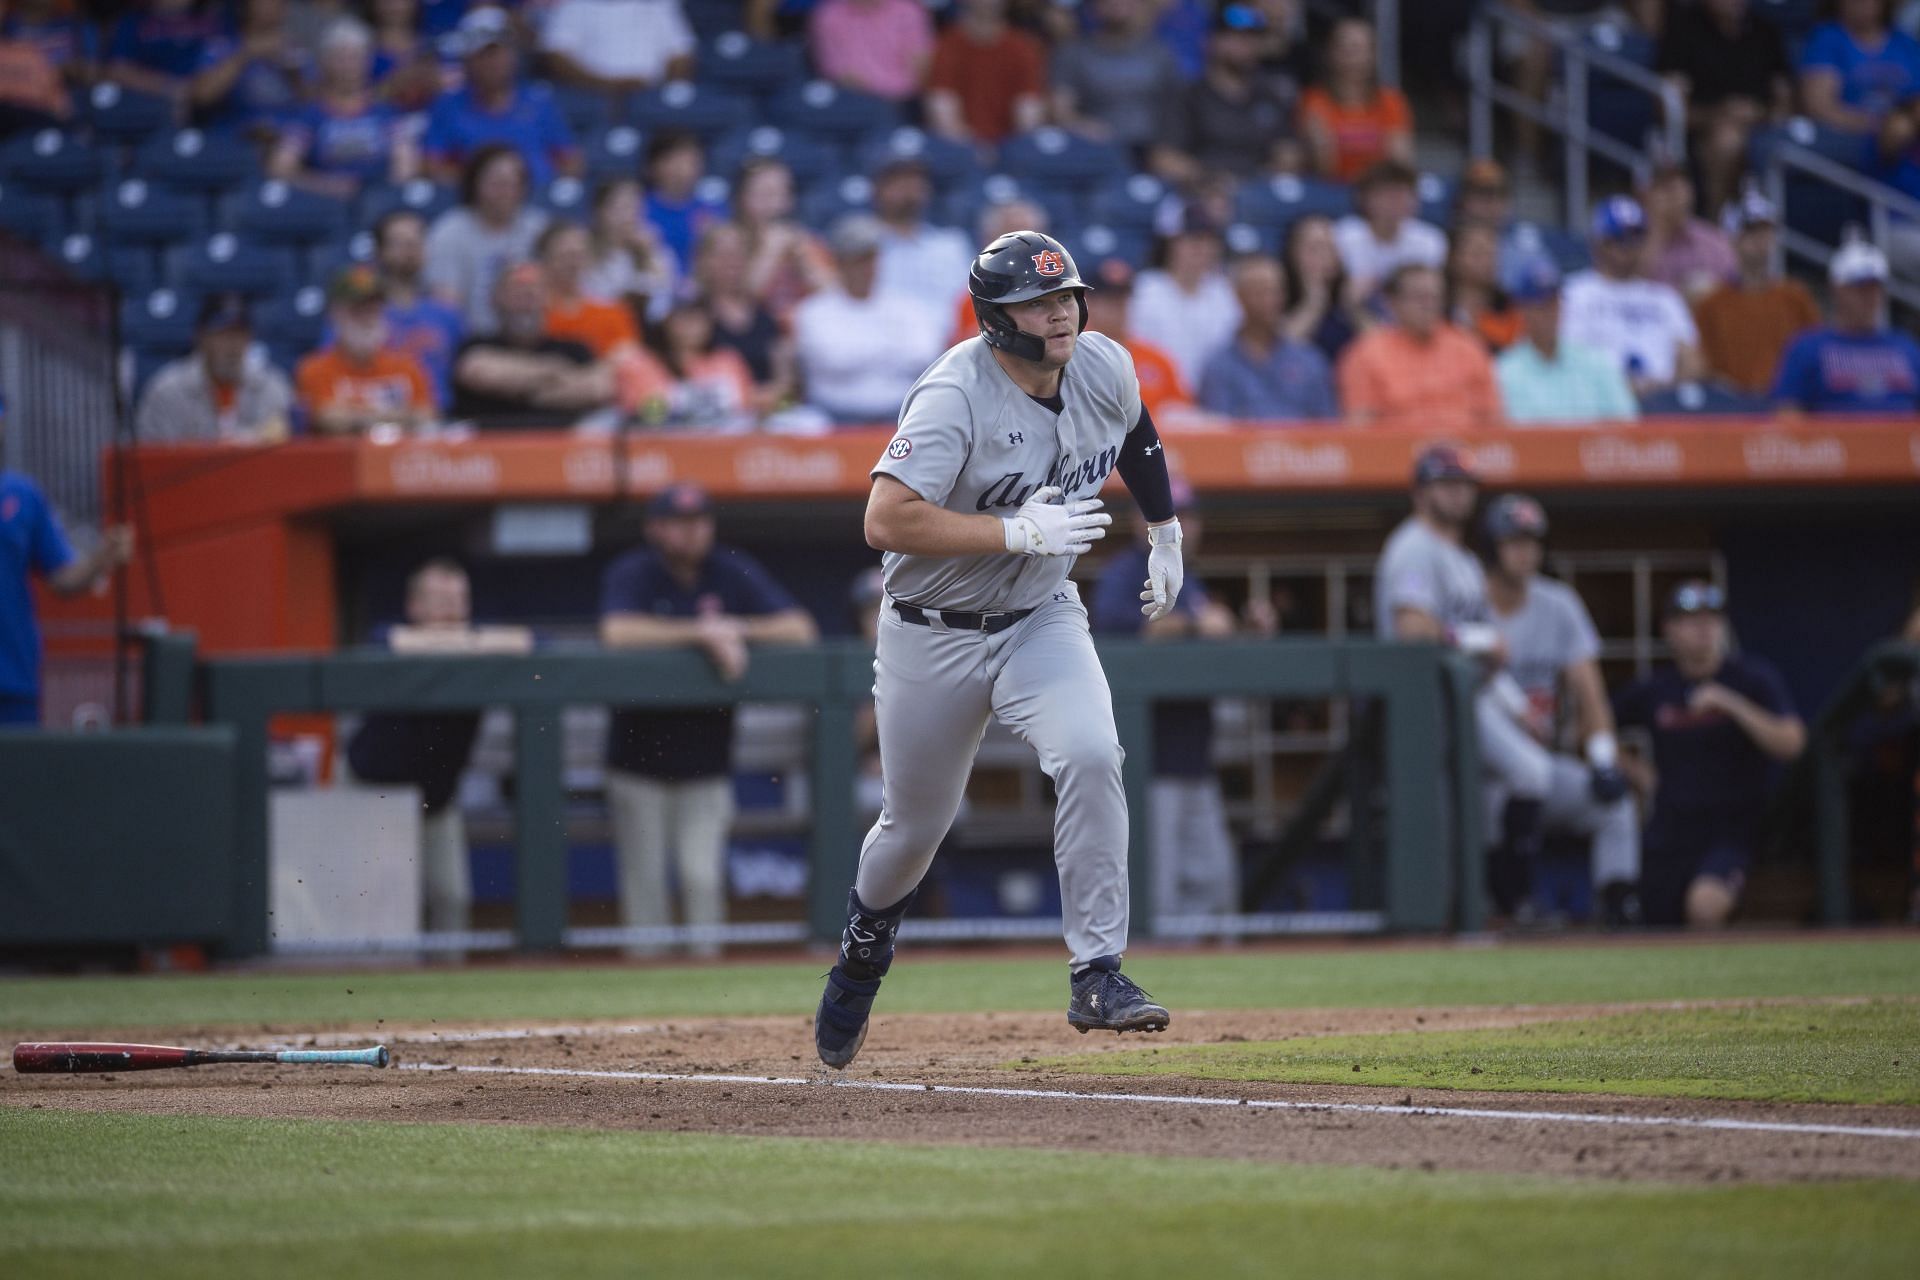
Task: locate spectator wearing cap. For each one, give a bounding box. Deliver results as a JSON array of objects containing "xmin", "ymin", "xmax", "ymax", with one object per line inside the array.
[
  {"xmin": 1198, "ymin": 256, "xmax": 1335, "ymax": 420},
  {"xmin": 1299, "ymin": 15, "xmax": 1414, "ymax": 182},
  {"xmin": 451, "ymin": 263, "xmax": 614, "ymax": 428},
  {"xmin": 1797, "ymin": 0, "xmax": 1920, "ymax": 142},
  {"xmin": 1640, "ymin": 162, "xmax": 1738, "ymax": 303},
  {"xmin": 1444, "ymin": 221, "xmax": 1523, "ymax": 354},
  {"xmin": 1281, "ymin": 213, "xmax": 1368, "ymax": 365},
  {"xmin": 793, "ymin": 215, "xmax": 945, "ymax": 424},
  {"xmin": 425, "ymin": 143, "xmax": 550, "ymax": 333},
  {"xmin": 268, "ymin": 17, "xmax": 420, "ymax": 200},
  {"xmin": 926, "ymin": 0, "xmax": 1047, "ymax": 146},
  {"xmin": 1613, "ymin": 581, "xmax": 1805, "ymax": 927},
  {"xmin": 1337, "ymin": 264, "xmax": 1501, "ymax": 429},
  {"xmin": 600, "ymin": 483, "xmax": 819, "ymax": 954},
  {"xmin": 810, "ymin": 0, "xmax": 933, "ymax": 103},
  {"xmin": 136, "ymin": 294, "xmax": 295, "ymax": 444},
  {"xmin": 422, "ymin": 7, "xmax": 581, "ymax": 189},
  {"xmin": 539, "ymin": 222, "xmax": 642, "ymax": 358},
  {"xmin": 1495, "ymin": 256, "xmax": 1639, "ymax": 425},
  {"xmin": 1051, "ymin": 0, "xmax": 1186, "ymax": 153},
  {"xmin": 539, "ymin": 0, "xmax": 696, "ymax": 95},
  {"xmin": 1332, "ymin": 161, "xmax": 1448, "ymax": 301},
  {"xmin": 297, "ymin": 266, "xmax": 437, "ymax": 434},
  {"xmin": 1657, "ymin": 0, "xmax": 1792, "ymax": 217},
  {"xmin": 643, "ymin": 131, "xmax": 729, "ymax": 279},
  {"xmin": 1092, "ymin": 480, "xmax": 1256, "ymax": 926},
  {"xmin": 616, "ymin": 299, "xmax": 759, "ymax": 428},
  {"xmin": 1559, "ymin": 196, "xmax": 1705, "ymax": 397},
  {"xmin": 1131, "ymin": 214, "xmax": 1243, "ymax": 392},
  {"xmin": 1771, "ymin": 240, "xmax": 1920, "ymax": 415},
  {"xmin": 1692, "ymin": 192, "xmax": 1820, "ymax": 396},
  {"xmin": 872, "ymin": 157, "xmax": 976, "ymax": 317},
  {"xmin": 0, "ymin": 392, "xmax": 133, "ymax": 728},
  {"xmin": 1082, "ymin": 257, "xmax": 1192, "ymax": 418},
  {"xmin": 1151, "ymin": 2, "xmax": 1302, "ymax": 186}
]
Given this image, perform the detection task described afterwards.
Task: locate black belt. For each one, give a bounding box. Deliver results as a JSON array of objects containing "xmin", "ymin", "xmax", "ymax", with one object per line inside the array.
[{"xmin": 891, "ymin": 600, "xmax": 1035, "ymax": 634}]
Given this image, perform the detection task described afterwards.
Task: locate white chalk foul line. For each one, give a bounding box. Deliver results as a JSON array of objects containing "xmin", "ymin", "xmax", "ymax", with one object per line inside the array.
[{"xmin": 396, "ymin": 1062, "xmax": 1920, "ymax": 1142}]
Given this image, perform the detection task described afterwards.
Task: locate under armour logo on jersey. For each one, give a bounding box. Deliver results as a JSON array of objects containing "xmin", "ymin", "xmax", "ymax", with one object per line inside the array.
[
  {"xmin": 1052, "ymin": 591, "xmax": 1072, "ymax": 603},
  {"xmin": 1143, "ymin": 442, "xmax": 1162, "ymax": 456},
  {"xmin": 1008, "ymin": 431, "xmax": 1023, "ymax": 444},
  {"xmin": 1031, "ymin": 250, "xmax": 1066, "ymax": 277}
]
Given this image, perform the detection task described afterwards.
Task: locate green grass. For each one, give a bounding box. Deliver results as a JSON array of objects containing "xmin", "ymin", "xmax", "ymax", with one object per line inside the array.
[
  {"xmin": 1035, "ymin": 1001, "xmax": 1920, "ymax": 1105},
  {"xmin": 1, "ymin": 1109, "xmax": 1916, "ymax": 1279},
  {"xmin": 4, "ymin": 937, "xmax": 1919, "ymax": 1034}
]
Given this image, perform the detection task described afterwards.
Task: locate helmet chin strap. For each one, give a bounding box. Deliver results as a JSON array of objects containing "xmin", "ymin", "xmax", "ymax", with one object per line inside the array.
[{"xmin": 975, "ymin": 293, "xmax": 1089, "ymax": 364}]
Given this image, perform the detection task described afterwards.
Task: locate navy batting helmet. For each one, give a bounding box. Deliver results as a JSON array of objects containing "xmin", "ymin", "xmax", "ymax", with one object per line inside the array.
[
  {"xmin": 1412, "ymin": 443, "xmax": 1478, "ymax": 488},
  {"xmin": 1484, "ymin": 493, "xmax": 1549, "ymax": 542},
  {"xmin": 968, "ymin": 230, "xmax": 1091, "ymax": 363}
]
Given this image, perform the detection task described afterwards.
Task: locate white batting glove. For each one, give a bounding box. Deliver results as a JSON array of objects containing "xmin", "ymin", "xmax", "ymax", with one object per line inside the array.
[
  {"xmin": 1003, "ymin": 485, "xmax": 1110, "ymax": 557},
  {"xmin": 1139, "ymin": 519, "xmax": 1184, "ymax": 620}
]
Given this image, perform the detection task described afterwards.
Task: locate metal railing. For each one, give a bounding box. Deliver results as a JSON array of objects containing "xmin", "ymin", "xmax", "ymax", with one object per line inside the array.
[
  {"xmin": 1467, "ymin": 1, "xmax": 1686, "ymax": 224},
  {"xmin": 1762, "ymin": 135, "xmax": 1920, "ymax": 314}
]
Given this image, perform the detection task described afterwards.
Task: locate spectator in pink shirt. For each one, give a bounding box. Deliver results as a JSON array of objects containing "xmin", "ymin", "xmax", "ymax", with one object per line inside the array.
[
  {"xmin": 810, "ymin": 0, "xmax": 934, "ymax": 102},
  {"xmin": 1640, "ymin": 161, "xmax": 1737, "ymax": 304}
]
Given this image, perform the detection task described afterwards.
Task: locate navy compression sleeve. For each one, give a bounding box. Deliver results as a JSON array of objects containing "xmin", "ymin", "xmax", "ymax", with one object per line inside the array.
[{"xmin": 1115, "ymin": 404, "xmax": 1175, "ymax": 523}]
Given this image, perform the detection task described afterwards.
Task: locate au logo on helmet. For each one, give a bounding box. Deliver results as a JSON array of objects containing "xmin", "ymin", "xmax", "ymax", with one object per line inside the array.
[{"xmin": 1031, "ymin": 250, "xmax": 1066, "ymax": 277}]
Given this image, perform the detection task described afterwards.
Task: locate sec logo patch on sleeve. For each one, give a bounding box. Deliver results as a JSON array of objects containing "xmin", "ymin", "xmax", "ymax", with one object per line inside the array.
[{"xmin": 885, "ymin": 437, "xmax": 913, "ymax": 460}]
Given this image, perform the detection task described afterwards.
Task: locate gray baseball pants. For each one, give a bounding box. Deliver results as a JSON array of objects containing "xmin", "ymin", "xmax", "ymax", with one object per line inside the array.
[
  {"xmin": 853, "ymin": 593, "xmax": 1130, "ymax": 967},
  {"xmin": 1476, "ymin": 691, "xmax": 1640, "ymax": 885}
]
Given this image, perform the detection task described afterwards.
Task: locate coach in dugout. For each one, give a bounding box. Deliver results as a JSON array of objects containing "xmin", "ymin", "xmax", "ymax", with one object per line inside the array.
[
  {"xmin": 1613, "ymin": 582, "xmax": 1805, "ymax": 928},
  {"xmin": 0, "ymin": 391, "xmax": 132, "ymax": 728}
]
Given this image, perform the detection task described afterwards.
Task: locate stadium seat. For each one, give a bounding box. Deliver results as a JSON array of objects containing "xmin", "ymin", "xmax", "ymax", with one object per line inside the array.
[
  {"xmin": 626, "ymin": 82, "xmax": 755, "ymax": 141},
  {"xmin": 857, "ymin": 127, "xmax": 980, "ymax": 191},
  {"xmin": 0, "ymin": 129, "xmax": 106, "ymax": 198},
  {"xmin": 584, "ymin": 125, "xmax": 647, "ymax": 181},
  {"xmin": 537, "ymin": 174, "xmax": 591, "ymax": 219},
  {"xmin": 1751, "ymin": 0, "xmax": 1820, "ymax": 49},
  {"xmin": 131, "ymin": 130, "xmax": 259, "ymax": 201},
  {"xmin": 1066, "ymin": 223, "xmax": 1150, "ymax": 269},
  {"xmin": 1417, "ymin": 173, "xmax": 1454, "ymax": 226},
  {"xmin": 120, "ymin": 286, "xmax": 201, "ymax": 358},
  {"xmin": 220, "ymin": 181, "xmax": 351, "ymax": 252},
  {"xmin": 941, "ymin": 174, "xmax": 1083, "ymax": 240},
  {"xmin": 165, "ymin": 233, "xmax": 300, "ymax": 299},
  {"xmin": 697, "ymin": 33, "xmax": 809, "ymax": 104},
  {"xmin": 1751, "ymin": 121, "xmax": 1873, "ymax": 249},
  {"xmin": 1225, "ymin": 220, "xmax": 1282, "ymax": 257},
  {"xmin": 550, "ymin": 83, "xmax": 612, "ymax": 138},
  {"xmin": 255, "ymin": 283, "xmax": 330, "ymax": 372},
  {"xmin": 1234, "ymin": 174, "xmax": 1351, "ymax": 230},
  {"xmin": 357, "ymin": 178, "xmax": 457, "ymax": 228},
  {"xmin": 996, "ymin": 128, "xmax": 1129, "ymax": 185},
  {"xmin": 1639, "ymin": 381, "xmax": 1770, "ymax": 416},
  {"xmin": 49, "ymin": 231, "xmax": 157, "ymax": 295},
  {"xmin": 684, "ymin": 0, "xmax": 743, "ymax": 40},
  {"xmin": 1583, "ymin": 22, "xmax": 1659, "ymax": 149},
  {"xmin": 80, "ymin": 81, "xmax": 174, "ymax": 148},
  {"xmin": 306, "ymin": 231, "xmax": 376, "ymax": 290},
  {"xmin": 798, "ymin": 173, "xmax": 874, "ymax": 231},
  {"xmin": 0, "ymin": 180, "xmax": 63, "ymax": 246},
  {"xmin": 1088, "ymin": 173, "xmax": 1173, "ymax": 235},
  {"xmin": 709, "ymin": 126, "xmax": 842, "ymax": 187},
  {"xmin": 770, "ymin": 81, "xmax": 901, "ymax": 146},
  {"xmin": 1506, "ymin": 221, "xmax": 1591, "ymax": 273},
  {"xmin": 97, "ymin": 178, "xmax": 209, "ymax": 255}
]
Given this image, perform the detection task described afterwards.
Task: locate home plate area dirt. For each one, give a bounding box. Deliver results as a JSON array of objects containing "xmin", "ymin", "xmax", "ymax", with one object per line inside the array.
[{"xmin": 7, "ymin": 1006, "xmax": 1918, "ymax": 1184}]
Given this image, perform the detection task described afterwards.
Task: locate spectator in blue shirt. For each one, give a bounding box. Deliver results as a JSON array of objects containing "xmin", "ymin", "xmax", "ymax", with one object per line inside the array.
[
  {"xmin": 1799, "ymin": 0, "xmax": 1920, "ymax": 143},
  {"xmin": 599, "ymin": 483, "xmax": 818, "ymax": 953},
  {"xmin": 1771, "ymin": 240, "xmax": 1920, "ymax": 414},
  {"xmin": 1091, "ymin": 480, "xmax": 1256, "ymax": 926},
  {"xmin": 3, "ymin": 0, "xmax": 99, "ymax": 85},
  {"xmin": 1613, "ymin": 581, "xmax": 1805, "ymax": 927},
  {"xmin": 106, "ymin": 0, "xmax": 228, "ymax": 100},
  {"xmin": 1197, "ymin": 255, "xmax": 1336, "ymax": 420},
  {"xmin": 421, "ymin": 5, "xmax": 580, "ymax": 189},
  {"xmin": 0, "ymin": 393, "xmax": 134, "ymax": 727},
  {"xmin": 268, "ymin": 16, "xmax": 421, "ymax": 196},
  {"xmin": 643, "ymin": 129, "xmax": 728, "ymax": 274},
  {"xmin": 188, "ymin": 0, "xmax": 310, "ymax": 135}
]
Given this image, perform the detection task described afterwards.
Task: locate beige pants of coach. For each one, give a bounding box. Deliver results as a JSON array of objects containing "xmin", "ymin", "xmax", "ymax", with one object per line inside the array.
[{"xmin": 606, "ymin": 770, "xmax": 734, "ymax": 951}]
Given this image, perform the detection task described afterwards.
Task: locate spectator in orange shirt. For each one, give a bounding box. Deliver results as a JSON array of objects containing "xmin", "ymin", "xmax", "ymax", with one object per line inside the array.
[
  {"xmin": 1337, "ymin": 263, "xmax": 1501, "ymax": 429},
  {"xmin": 1691, "ymin": 191, "xmax": 1820, "ymax": 396},
  {"xmin": 296, "ymin": 266, "xmax": 436, "ymax": 434},
  {"xmin": 1445, "ymin": 221, "xmax": 1523, "ymax": 353},
  {"xmin": 925, "ymin": 0, "xmax": 1047, "ymax": 146},
  {"xmin": 1299, "ymin": 16, "xmax": 1413, "ymax": 182},
  {"xmin": 538, "ymin": 221, "xmax": 641, "ymax": 358},
  {"xmin": 1083, "ymin": 256, "xmax": 1191, "ymax": 419},
  {"xmin": 617, "ymin": 299, "xmax": 759, "ymax": 430}
]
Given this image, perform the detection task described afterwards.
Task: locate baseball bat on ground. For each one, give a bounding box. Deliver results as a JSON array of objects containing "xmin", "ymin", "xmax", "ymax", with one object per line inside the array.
[{"xmin": 11, "ymin": 1042, "xmax": 391, "ymax": 1073}]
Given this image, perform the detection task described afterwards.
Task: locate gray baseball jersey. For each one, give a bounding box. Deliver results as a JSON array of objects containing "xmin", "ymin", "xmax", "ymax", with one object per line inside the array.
[
  {"xmin": 872, "ymin": 332, "xmax": 1141, "ymax": 612},
  {"xmin": 1374, "ymin": 516, "xmax": 1490, "ymax": 639},
  {"xmin": 1492, "ymin": 575, "xmax": 1601, "ymax": 729}
]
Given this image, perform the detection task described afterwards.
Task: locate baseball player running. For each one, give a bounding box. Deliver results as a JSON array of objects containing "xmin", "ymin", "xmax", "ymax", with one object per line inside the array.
[
  {"xmin": 1480, "ymin": 494, "xmax": 1640, "ymax": 925},
  {"xmin": 814, "ymin": 232, "xmax": 1182, "ymax": 1069}
]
